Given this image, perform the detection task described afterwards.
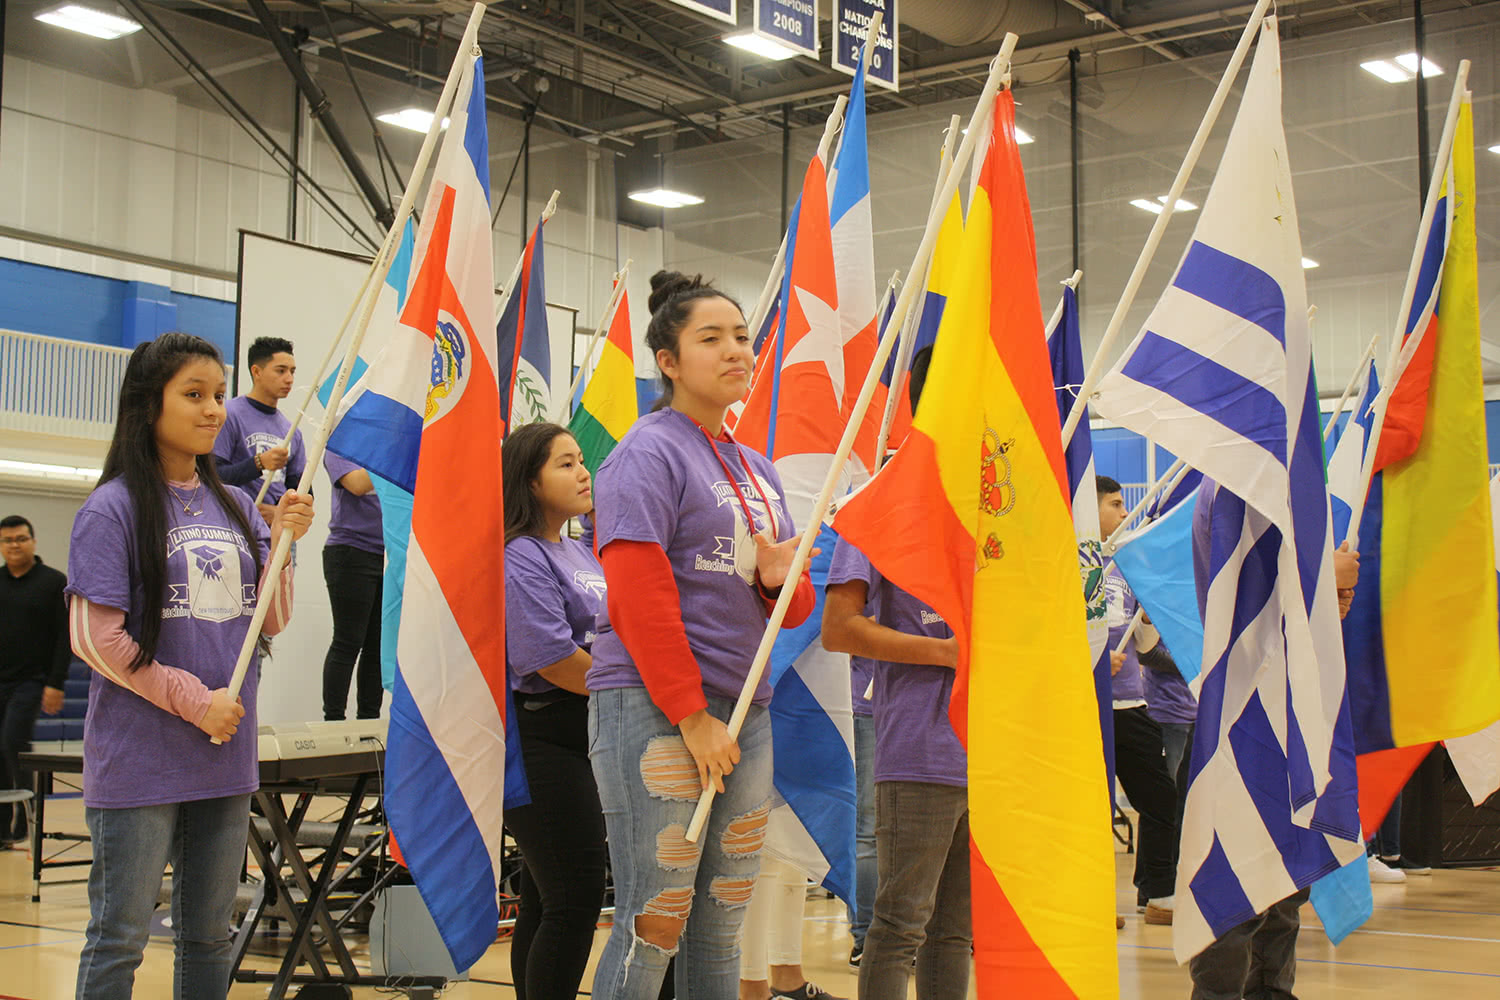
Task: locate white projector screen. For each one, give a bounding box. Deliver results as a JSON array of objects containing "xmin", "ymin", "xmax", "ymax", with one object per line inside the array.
[{"xmin": 234, "ymin": 230, "xmax": 578, "ymax": 725}]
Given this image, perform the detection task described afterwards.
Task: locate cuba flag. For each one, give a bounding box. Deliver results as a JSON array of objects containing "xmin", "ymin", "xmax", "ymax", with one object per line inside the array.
[{"xmin": 347, "ymin": 53, "xmax": 511, "ymax": 973}]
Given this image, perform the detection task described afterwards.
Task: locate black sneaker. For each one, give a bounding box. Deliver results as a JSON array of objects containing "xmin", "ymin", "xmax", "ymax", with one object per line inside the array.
[
  {"xmin": 772, "ymin": 983, "xmax": 844, "ymax": 1000},
  {"xmin": 848, "ymin": 943, "xmax": 863, "ymax": 968},
  {"xmin": 1383, "ymin": 855, "xmax": 1433, "ymax": 876}
]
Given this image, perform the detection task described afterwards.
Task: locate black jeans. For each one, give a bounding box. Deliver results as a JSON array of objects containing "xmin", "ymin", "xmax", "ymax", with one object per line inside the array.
[
  {"xmin": 321, "ymin": 544, "xmax": 384, "ymax": 721},
  {"xmin": 0, "ymin": 679, "xmax": 42, "ymax": 840},
  {"xmin": 1189, "ymin": 887, "xmax": 1310, "ymax": 1000},
  {"xmin": 504, "ymin": 693, "xmax": 607, "ymax": 1000},
  {"xmin": 1114, "ymin": 706, "xmax": 1179, "ymax": 901}
]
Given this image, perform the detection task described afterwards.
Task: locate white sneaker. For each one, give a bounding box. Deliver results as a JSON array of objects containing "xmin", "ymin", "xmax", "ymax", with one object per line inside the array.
[{"xmin": 1368, "ymin": 855, "xmax": 1406, "ymax": 883}]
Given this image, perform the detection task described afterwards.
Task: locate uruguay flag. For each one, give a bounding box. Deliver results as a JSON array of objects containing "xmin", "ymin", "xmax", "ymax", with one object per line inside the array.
[
  {"xmin": 1091, "ymin": 19, "xmax": 1364, "ymax": 962},
  {"xmin": 332, "ymin": 54, "xmax": 511, "ymax": 972},
  {"xmin": 1046, "ymin": 282, "xmax": 1113, "ymax": 796},
  {"xmin": 496, "ymin": 217, "xmax": 550, "ymax": 432}
]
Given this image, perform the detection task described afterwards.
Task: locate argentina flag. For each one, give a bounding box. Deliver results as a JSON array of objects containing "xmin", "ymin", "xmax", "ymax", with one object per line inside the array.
[{"xmin": 1092, "ymin": 18, "xmax": 1364, "ymax": 962}]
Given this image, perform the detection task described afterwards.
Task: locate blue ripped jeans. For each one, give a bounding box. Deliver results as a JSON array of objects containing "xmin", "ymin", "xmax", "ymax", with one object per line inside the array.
[{"xmin": 588, "ymin": 687, "xmax": 773, "ymax": 1000}]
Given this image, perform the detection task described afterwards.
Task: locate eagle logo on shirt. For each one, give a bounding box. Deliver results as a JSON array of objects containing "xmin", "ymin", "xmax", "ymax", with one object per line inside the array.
[
  {"xmin": 166, "ymin": 527, "xmax": 250, "ymax": 624},
  {"xmin": 573, "ymin": 570, "xmax": 607, "ymax": 601}
]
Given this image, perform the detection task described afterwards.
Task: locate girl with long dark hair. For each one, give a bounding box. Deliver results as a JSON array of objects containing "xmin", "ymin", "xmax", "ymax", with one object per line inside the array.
[
  {"xmin": 66, "ymin": 333, "xmax": 314, "ymax": 999},
  {"xmin": 586, "ymin": 271, "xmax": 816, "ymax": 999},
  {"xmin": 502, "ymin": 421, "xmax": 608, "ymax": 999}
]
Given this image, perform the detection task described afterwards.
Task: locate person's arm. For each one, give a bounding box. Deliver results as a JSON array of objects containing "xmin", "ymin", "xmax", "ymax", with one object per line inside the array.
[
  {"xmin": 336, "ymin": 469, "xmax": 376, "ymax": 496},
  {"xmin": 822, "ymin": 580, "xmax": 959, "ymax": 669},
  {"xmin": 600, "ymin": 540, "xmax": 708, "ymax": 724},
  {"xmin": 536, "ymin": 648, "xmax": 591, "ymax": 695},
  {"xmin": 69, "ymin": 598, "xmax": 242, "ymax": 740},
  {"xmin": 756, "ymin": 569, "xmax": 816, "ymax": 628},
  {"xmin": 216, "ymin": 454, "xmax": 261, "ymax": 486},
  {"xmin": 46, "ymin": 573, "xmax": 72, "ymax": 691}
]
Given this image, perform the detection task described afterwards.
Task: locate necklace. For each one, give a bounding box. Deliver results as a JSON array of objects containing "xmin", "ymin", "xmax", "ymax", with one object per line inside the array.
[{"xmin": 167, "ymin": 481, "xmax": 203, "ymax": 517}]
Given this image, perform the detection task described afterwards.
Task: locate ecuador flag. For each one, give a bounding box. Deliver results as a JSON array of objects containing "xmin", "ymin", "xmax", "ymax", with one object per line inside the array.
[
  {"xmin": 1345, "ymin": 97, "xmax": 1500, "ymax": 758},
  {"xmin": 568, "ymin": 286, "xmax": 636, "ymax": 478},
  {"xmin": 1345, "ymin": 95, "xmax": 1500, "ymax": 832},
  {"xmin": 831, "ymin": 91, "xmax": 1116, "ymax": 997}
]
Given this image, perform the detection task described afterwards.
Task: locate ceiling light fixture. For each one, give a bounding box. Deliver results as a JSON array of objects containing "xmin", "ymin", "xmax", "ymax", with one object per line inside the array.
[
  {"xmin": 628, "ymin": 188, "xmax": 705, "ymax": 209},
  {"xmin": 376, "ymin": 108, "xmax": 449, "ymax": 134},
  {"xmin": 33, "ymin": 3, "xmax": 141, "ymax": 39},
  {"xmin": 725, "ymin": 31, "xmax": 800, "ymax": 61},
  {"xmin": 1360, "ymin": 53, "xmax": 1444, "ymax": 84},
  {"xmin": 1130, "ymin": 195, "xmax": 1198, "ymax": 215},
  {"xmin": 1301, "ymin": 257, "xmax": 1320, "ymax": 269}
]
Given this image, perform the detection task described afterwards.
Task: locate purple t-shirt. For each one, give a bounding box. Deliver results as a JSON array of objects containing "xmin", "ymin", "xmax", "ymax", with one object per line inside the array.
[
  {"xmin": 323, "ymin": 452, "xmax": 383, "ymax": 555},
  {"xmin": 65, "ymin": 478, "xmax": 270, "ymax": 808},
  {"xmin": 214, "ymin": 395, "xmax": 306, "ymax": 504},
  {"xmin": 506, "ymin": 535, "xmax": 606, "ymax": 695},
  {"xmin": 1106, "ymin": 567, "xmax": 1145, "ymax": 704},
  {"xmin": 1144, "ymin": 661, "xmax": 1197, "ymax": 725},
  {"xmin": 827, "ymin": 537, "xmax": 964, "ymax": 787},
  {"xmin": 587, "ymin": 409, "xmax": 795, "ymax": 706}
]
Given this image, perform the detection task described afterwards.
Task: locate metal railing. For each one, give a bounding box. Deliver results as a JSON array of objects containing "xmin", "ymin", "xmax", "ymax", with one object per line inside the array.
[{"xmin": 0, "ymin": 329, "xmax": 131, "ymax": 441}]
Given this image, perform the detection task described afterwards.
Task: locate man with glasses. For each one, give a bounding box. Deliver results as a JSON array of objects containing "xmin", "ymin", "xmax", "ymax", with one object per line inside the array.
[{"xmin": 0, "ymin": 515, "xmax": 68, "ymax": 847}]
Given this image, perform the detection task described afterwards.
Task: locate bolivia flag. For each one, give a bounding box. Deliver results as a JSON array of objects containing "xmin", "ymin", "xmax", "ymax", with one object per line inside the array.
[
  {"xmin": 832, "ymin": 90, "xmax": 1117, "ymax": 997},
  {"xmin": 568, "ymin": 286, "xmax": 636, "ymax": 478}
]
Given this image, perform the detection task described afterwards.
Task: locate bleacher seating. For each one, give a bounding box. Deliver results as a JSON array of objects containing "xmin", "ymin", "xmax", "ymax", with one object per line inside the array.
[{"xmin": 31, "ymin": 656, "xmax": 89, "ymax": 743}]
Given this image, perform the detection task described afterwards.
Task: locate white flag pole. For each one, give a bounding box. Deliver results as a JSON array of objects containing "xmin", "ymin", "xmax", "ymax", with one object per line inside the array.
[
  {"xmin": 872, "ymin": 115, "xmax": 960, "ymax": 469},
  {"xmin": 1344, "ymin": 63, "xmax": 1469, "ymax": 545},
  {"xmin": 556, "ymin": 259, "xmax": 632, "ymax": 423},
  {"xmin": 685, "ymin": 33, "xmax": 1020, "ymax": 841},
  {"xmin": 1320, "ymin": 331, "xmax": 1380, "ymax": 445},
  {"xmin": 1046, "ymin": 269, "xmax": 1084, "ymax": 338},
  {"xmin": 1114, "ymin": 607, "xmax": 1146, "ymax": 655},
  {"xmin": 1060, "ymin": 0, "xmax": 1275, "ymax": 452},
  {"xmin": 214, "ymin": 4, "xmax": 489, "ymax": 737}
]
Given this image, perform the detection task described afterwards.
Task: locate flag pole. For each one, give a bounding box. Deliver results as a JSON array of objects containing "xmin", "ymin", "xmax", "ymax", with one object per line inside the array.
[
  {"xmin": 556, "ymin": 258, "xmax": 632, "ymax": 422},
  {"xmin": 251, "ymin": 264, "xmax": 383, "ymax": 505},
  {"xmin": 745, "ymin": 96, "xmax": 849, "ymax": 343},
  {"xmin": 1060, "ymin": 0, "xmax": 1275, "ymax": 452},
  {"xmin": 1320, "ymin": 331, "xmax": 1380, "ymax": 445},
  {"xmin": 1046, "ymin": 268, "xmax": 1084, "ymax": 336},
  {"xmin": 685, "ymin": 33, "xmax": 1020, "ymax": 841},
  {"xmin": 495, "ymin": 189, "xmax": 561, "ymax": 320},
  {"xmin": 1114, "ymin": 607, "xmax": 1146, "ymax": 655},
  {"xmin": 213, "ymin": 4, "xmax": 489, "ymax": 738},
  {"xmin": 873, "ymin": 115, "xmax": 960, "ymax": 469},
  {"xmin": 867, "ymin": 268, "xmax": 902, "ymax": 462},
  {"xmin": 1344, "ymin": 63, "xmax": 1469, "ymax": 545},
  {"xmin": 1102, "ymin": 457, "xmax": 1187, "ymax": 555}
]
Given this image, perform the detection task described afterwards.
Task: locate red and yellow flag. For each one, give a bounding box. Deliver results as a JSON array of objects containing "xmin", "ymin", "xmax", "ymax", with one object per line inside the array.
[{"xmin": 832, "ymin": 92, "xmax": 1116, "ymax": 996}]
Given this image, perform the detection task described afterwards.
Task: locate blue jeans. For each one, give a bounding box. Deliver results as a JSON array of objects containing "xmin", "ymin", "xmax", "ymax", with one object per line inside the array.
[
  {"xmin": 76, "ymin": 795, "xmax": 250, "ymax": 1000},
  {"xmin": 846, "ymin": 711, "xmax": 876, "ymax": 950},
  {"xmin": 588, "ymin": 687, "xmax": 773, "ymax": 1000}
]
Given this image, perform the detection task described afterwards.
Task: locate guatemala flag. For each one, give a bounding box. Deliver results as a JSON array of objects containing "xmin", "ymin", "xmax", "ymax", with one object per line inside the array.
[{"xmin": 1091, "ymin": 19, "xmax": 1365, "ymax": 962}]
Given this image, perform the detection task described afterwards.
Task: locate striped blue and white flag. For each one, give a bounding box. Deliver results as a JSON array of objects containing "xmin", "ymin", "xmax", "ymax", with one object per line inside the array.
[
  {"xmin": 1047, "ymin": 282, "xmax": 1114, "ymax": 796},
  {"xmin": 1092, "ymin": 18, "xmax": 1364, "ymax": 962},
  {"xmin": 1326, "ymin": 359, "xmax": 1380, "ymax": 543}
]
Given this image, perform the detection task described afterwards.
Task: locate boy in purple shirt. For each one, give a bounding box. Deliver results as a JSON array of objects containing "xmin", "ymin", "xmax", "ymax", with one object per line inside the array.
[
  {"xmin": 823, "ymin": 535, "xmax": 970, "ymax": 1000},
  {"xmin": 1099, "ymin": 476, "xmax": 1181, "ymax": 924},
  {"xmin": 321, "ymin": 452, "xmax": 384, "ymax": 721},
  {"xmin": 214, "ymin": 337, "xmax": 305, "ymax": 524}
]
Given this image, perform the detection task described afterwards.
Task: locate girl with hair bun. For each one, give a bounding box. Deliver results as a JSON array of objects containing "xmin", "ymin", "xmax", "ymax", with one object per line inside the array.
[{"xmin": 587, "ymin": 271, "xmax": 816, "ymax": 999}]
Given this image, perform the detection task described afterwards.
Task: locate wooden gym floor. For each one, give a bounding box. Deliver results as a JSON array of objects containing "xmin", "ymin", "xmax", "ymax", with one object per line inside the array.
[{"xmin": 2, "ymin": 796, "xmax": 1497, "ymax": 998}]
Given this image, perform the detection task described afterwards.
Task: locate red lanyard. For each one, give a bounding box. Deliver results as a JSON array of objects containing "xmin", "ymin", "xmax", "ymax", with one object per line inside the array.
[{"xmin": 682, "ymin": 413, "xmax": 779, "ymax": 540}]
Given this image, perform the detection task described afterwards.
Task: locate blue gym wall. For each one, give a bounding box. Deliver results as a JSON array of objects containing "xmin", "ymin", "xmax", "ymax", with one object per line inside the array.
[
  {"xmin": 0, "ymin": 257, "xmax": 236, "ymax": 359},
  {"xmin": 7, "ymin": 256, "xmax": 1499, "ymax": 466}
]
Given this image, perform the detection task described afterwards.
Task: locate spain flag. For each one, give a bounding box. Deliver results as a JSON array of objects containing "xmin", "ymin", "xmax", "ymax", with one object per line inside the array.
[{"xmin": 831, "ymin": 90, "xmax": 1116, "ymax": 997}]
